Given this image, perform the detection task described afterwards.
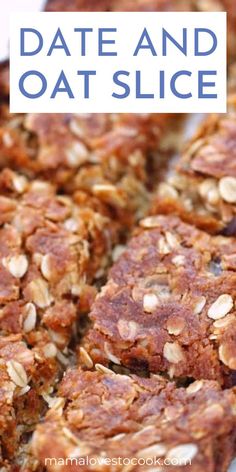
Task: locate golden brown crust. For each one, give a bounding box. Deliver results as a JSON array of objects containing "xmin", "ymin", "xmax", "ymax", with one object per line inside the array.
[{"xmin": 33, "ymin": 369, "xmax": 236, "ymax": 472}]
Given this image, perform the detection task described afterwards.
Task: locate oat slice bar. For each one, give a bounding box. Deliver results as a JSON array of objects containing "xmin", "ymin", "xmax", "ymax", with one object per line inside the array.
[
  {"xmin": 153, "ymin": 97, "xmax": 236, "ymax": 235},
  {"xmin": 33, "ymin": 368, "xmax": 236, "ymax": 471},
  {"xmin": 83, "ymin": 215, "xmax": 236, "ymax": 385},
  {"xmin": 0, "ymin": 167, "xmax": 119, "ymax": 465}
]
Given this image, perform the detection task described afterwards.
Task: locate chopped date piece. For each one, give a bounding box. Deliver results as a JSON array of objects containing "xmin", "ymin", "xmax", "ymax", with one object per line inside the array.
[
  {"xmin": 33, "ymin": 368, "xmax": 236, "ymax": 472},
  {"xmin": 83, "ymin": 215, "xmax": 236, "ymax": 386}
]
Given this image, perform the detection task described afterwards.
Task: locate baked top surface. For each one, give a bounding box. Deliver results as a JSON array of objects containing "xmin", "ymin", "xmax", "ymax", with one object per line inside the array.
[
  {"xmin": 83, "ymin": 215, "xmax": 236, "ymax": 385},
  {"xmin": 33, "ymin": 368, "xmax": 236, "ymax": 471}
]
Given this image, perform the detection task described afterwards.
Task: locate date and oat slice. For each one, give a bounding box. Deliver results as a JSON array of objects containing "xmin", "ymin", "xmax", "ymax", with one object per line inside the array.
[
  {"xmin": 33, "ymin": 368, "xmax": 236, "ymax": 472},
  {"xmin": 0, "ymin": 167, "xmax": 120, "ymax": 466},
  {"xmin": 0, "ymin": 107, "xmax": 183, "ymax": 229},
  {"xmin": 152, "ymin": 97, "xmax": 236, "ymax": 235},
  {"xmin": 82, "ymin": 215, "xmax": 236, "ymax": 385},
  {"xmin": 0, "ymin": 166, "xmax": 118, "ymax": 345},
  {"xmin": 0, "ymin": 106, "xmax": 176, "ymax": 235},
  {"xmin": 25, "ymin": 113, "xmax": 178, "ymax": 222}
]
